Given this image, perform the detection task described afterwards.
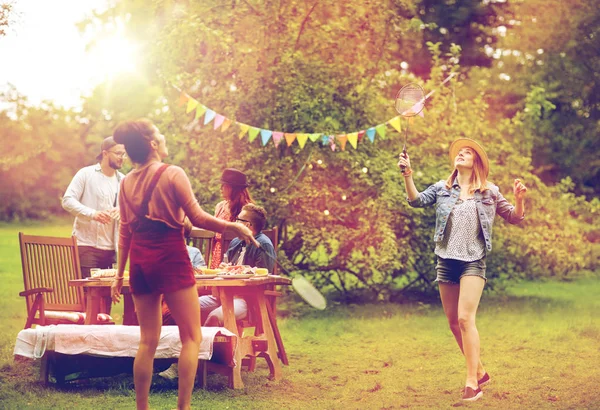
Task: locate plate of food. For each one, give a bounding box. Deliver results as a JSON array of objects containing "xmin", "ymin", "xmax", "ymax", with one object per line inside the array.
[
  {"xmin": 194, "ymin": 274, "xmax": 218, "ymax": 279},
  {"xmin": 217, "ymin": 273, "xmax": 255, "ymax": 280}
]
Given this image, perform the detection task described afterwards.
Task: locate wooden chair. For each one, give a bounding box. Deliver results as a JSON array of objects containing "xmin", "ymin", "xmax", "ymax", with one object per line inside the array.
[
  {"xmin": 18, "ymin": 232, "xmax": 112, "ymax": 329},
  {"xmin": 188, "ymin": 228, "xmax": 216, "ymax": 268}
]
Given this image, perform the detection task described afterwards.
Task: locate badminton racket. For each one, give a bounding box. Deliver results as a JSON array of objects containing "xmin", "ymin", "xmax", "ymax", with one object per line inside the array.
[
  {"xmin": 260, "ymin": 244, "xmax": 327, "ymax": 310},
  {"xmin": 394, "ymin": 73, "xmax": 457, "ymax": 172}
]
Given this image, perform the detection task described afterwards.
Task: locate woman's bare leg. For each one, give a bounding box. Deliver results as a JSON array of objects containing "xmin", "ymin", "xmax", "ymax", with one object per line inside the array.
[
  {"xmin": 457, "ymin": 276, "xmax": 486, "ymax": 388},
  {"xmin": 164, "ymin": 285, "xmax": 202, "ymax": 410},
  {"xmin": 439, "ymin": 282, "xmax": 486, "ymax": 382},
  {"xmin": 132, "ymin": 292, "xmax": 163, "ymax": 410}
]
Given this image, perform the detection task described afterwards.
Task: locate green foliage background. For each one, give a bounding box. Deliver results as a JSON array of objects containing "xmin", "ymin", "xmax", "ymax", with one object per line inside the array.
[{"xmin": 0, "ymin": 0, "xmax": 598, "ymax": 300}]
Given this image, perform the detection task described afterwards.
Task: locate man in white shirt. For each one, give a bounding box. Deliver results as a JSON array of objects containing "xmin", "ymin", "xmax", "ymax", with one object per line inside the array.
[{"xmin": 62, "ymin": 137, "xmax": 126, "ymax": 278}]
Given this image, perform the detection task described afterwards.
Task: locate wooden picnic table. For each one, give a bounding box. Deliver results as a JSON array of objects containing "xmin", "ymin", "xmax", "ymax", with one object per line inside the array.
[{"xmin": 68, "ymin": 275, "xmax": 291, "ymax": 388}]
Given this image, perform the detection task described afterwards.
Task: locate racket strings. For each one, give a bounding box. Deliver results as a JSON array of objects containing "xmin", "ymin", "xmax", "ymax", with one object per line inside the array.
[{"xmin": 395, "ymin": 84, "xmax": 425, "ymax": 116}]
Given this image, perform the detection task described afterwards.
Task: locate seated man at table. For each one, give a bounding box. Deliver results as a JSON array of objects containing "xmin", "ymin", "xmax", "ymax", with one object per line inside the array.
[{"xmin": 202, "ymin": 203, "xmax": 276, "ymax": 326}]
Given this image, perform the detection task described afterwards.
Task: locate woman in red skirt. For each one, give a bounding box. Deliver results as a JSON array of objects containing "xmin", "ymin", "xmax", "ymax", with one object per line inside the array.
[{"xmin": 110, "ymin": 119, "xmax": 257, "ymax": 410}]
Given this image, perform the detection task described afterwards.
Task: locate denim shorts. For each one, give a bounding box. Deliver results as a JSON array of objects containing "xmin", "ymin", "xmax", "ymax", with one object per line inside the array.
[{"xmin": 435, "ymin": 256, "xmax": 487, "ymax": 284}]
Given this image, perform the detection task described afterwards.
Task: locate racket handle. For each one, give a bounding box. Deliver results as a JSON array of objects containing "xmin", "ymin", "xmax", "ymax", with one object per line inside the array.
[{"xmin": 400, "ymin": 147, "xmax": 407, "ymax": 173}]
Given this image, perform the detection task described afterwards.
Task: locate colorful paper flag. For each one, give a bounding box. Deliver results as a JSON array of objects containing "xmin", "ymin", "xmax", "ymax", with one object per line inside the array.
[
  {"xmin": 284, "ymin": 133, "xmax": 297, "ymax": 147},
  {"xmin": 204, "ymin": 109, "xmax": 216, "ymax": 125},
  {"xmin": 213, "ymin": 114, "xmax": 225, "ymax": 130},
  {"xmin": 221, "ymin": 118, "xmax": 232, "ymax": 132},
  {"xmin": 238, "ymin": 123, "xmax": 250, "ymax": 139},
  {"xmin": 260, "ymin": 130, "xmax": 273, "ymax": 146},
  {"xmin": 347, "ymin": 132, "xmax": 358, "ymax": 149},
  {"xmin": 357, "ymin": 130, "xmax": 366, "ymax": 142},
  {"xmin": 336, "ymin": 135, "xmax": 348, "ymax": 151},
  {"xmin": 272, "ymin": 132, "xmax": 284, "ymax": 147},
  {"xmin": 195, "ymin": 104, "xmax": 207, "ymax": 120},
  {"xmin": 186, "ymin": 98, "xmax": 199, "ymax": 114},
  {"xmin": 366, "ymin": 128, "xmax": 376, "ymax": 143},
  {"xmin": 179, "ymin": 92, "xmax": 190, "ymax": 106},
  {"xmin": 308, "ymin": 133, "xmax": 321, "ymax": 142},
  {"xmin": 296, "ymin": 134, "xmax": 309, "ymax": 149},
  {"xmin": 248, "ymin": 127, "xmax": 260, "ymax": 142},
  {"xmin": 388, "ymin": 116, "xmax": 402, "ymax": 133},
  {"xmin": 375, "ymin": 124, "xmax": 386, "ymax": 139}
]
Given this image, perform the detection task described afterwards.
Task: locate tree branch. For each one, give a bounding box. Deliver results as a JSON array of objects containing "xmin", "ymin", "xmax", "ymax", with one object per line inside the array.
[{"xmin": 294, "ymin": 1, "xmax": 319, "ymax": 51}]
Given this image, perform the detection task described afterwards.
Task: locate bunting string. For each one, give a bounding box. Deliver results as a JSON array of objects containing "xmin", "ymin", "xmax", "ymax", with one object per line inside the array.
[{"xmin": 169, "ymin": 80, "xmax": 432, "ymax": 152}]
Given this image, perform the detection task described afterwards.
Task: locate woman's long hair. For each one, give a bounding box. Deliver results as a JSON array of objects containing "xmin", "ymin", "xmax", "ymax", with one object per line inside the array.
[
  {"xmin": 445, "ymin": 149, "xmax": 489, "ymax": 194},
  {"xmin": 227, "ymin": 186, "xmax": 253, "ymax": 221}
]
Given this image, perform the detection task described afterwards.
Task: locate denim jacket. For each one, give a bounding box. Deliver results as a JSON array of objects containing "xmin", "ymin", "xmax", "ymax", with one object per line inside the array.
[{"xmin": 407, "ymin": 179, "xmax": 524, "ymax": 252}]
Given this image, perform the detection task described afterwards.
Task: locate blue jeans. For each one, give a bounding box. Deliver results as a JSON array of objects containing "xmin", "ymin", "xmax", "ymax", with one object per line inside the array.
[{"xmin": 199, "ymin": 295, "xmax": 247, "ymax": 326}]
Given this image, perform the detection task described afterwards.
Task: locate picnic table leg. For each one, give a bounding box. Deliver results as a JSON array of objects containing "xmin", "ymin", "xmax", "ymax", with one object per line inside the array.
[
  {"xmin": 266, "ymin": 302, "xmax": 289, "ymax": 366},
  {"xmin": 84, "ymin": 288, "xmax": 103, "ymax": 325},
  {"xmin": 218, "ymin": 287, "xmax": 244, "ymax": 389},
  {"xmin": 254, "ymin": 291, "xmax": 282, "ymax": 381}
]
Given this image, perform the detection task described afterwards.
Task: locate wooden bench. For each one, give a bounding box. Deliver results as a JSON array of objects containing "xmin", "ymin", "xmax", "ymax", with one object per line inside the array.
[{"xmin": 14, "ymin": 325, "xmax": 237, "ymax": 387}]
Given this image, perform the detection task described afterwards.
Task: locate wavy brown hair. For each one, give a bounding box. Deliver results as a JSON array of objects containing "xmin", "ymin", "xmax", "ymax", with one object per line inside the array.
[{"xmin": 226, "ymin": 185, "xmax": 254, "ymax": 221}]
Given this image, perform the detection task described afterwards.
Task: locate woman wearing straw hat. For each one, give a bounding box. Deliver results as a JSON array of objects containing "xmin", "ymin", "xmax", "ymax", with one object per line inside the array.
[
  {"xmin": 209, "ymin": 168, "xmax": 254, "ymax": 268},
  {"xmin": 398, "ymin": 138, "xmax": 527, "ymax": 402}
]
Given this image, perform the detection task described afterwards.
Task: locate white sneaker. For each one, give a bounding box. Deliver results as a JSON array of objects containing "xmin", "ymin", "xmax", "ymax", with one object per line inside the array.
[{"xmin": 158, "ymin": 363, "xmax": 178, "ymax": 380}]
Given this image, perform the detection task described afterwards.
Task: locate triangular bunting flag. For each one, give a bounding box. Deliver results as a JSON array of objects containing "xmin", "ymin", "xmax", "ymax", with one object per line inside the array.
[
  {"xmin": 321, "ymin": 135, "xmax": 330, "ymax": 146},
  {"xmin": 238, "ymin": 123, "xmax": 250, "ymax": 139},
  {"xmin": 179, "ymin": 92, "xmax": 190, "ymax": 106},
  {"xmin": 260, "ymin": 130, "xmax": 273, "ymax": 146},
  {"xmin": 272, "ymin": 132, "xmax": 284, "ymax": 147},
  {"xmin": 375, "ymin": 124, "xmax": 386, "ymax": 139},
  {"xmin": 366, "ymin": 128, "xmax": 376, "ymax": 143},
  {"xmin": 347, "ymin": 133, "xmax": 358, "ymax": 149},
  {"xmin": 221, "ymin": 118, "xmax": 232, "ymax": 132},
  {"xmin": 284, "ymin": 133, "xmax": 297, "ymax": 147},
  {"xmin": 418, "ymin": 109, "xmax": 425, "ymax": 118},
  {"xmin": 194, "ymin": 104, "xmax": 207, "ymax": 120},
  {"xmin": 296, "ymin": 134, "xmax": 309, "ymax": 149},
  {"xmin": 357, "ymin": 130, "xmax": 366, "ymax": 142},
  {"xmin": 308, "ymin": 133, "xmax": 321, "ymax": 142},
  {"xmin": 204, "ymin": 109, "xmax": 216, "ymax": 125},
  {"xmin": 336, "ymin": 135, "xmax": 348, "ymax": 151},
  {"xmin": 186, "ymin": 98, "xmax": 199, "ymax": 114},
  {"xmin": 213, "ymin": 114, "xmax": 225, "ymax": 130},
  {"xmin": 331, "ymin": 142, "xmax": 336, "ymax": 152},
  {"xmin": 388, "ymin": 116, "xmax": 402, "ymax": 133},
  {"xmin": 248, "ymin": 127, "xmax": 260, "ymax": 142}
]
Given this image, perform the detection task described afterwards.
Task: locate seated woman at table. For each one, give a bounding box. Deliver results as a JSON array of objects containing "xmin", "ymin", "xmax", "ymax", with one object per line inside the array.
[
  {"xmin": 109, "ymin": 119, "xmax": 257, "ymax": 410},
  {"xmin": 209, "ymin": 168, "xmax": 254, "ymax": 269},
  {"xmin": 202, "ymin": 203, "xmax": 276, "ymax": 326}
]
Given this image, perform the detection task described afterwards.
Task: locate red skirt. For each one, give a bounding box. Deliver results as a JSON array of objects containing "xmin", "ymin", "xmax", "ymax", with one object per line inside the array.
[{"xmin": 129, "ymin": 224, "xmax": 195, "ymax": 295}]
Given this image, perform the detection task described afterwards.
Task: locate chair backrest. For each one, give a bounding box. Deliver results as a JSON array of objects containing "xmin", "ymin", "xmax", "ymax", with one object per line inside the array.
[
  {"xmin": 188, "ymin": 228, "xmax": 216, "ymax": 268},
  {"xmin": 19, "ymin": 232, "xmax": 85, "ymax": 313},
  {"xmin": 220, "ymin": 227, "xmax": 278, "ymax": 274}
]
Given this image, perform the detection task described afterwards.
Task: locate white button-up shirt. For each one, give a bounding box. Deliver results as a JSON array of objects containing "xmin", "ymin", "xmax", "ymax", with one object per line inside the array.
[{"xmin": 62, "ymin": 164, "xmax": 124, "ymax": 250}]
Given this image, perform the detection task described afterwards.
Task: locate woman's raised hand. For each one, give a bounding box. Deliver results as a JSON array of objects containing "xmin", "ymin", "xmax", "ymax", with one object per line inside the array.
[
  {"xmin": 514, "ymin": 178, "xmax": 528, "ymax": 202},
  {"xmin": 397, "ymin": 152, "xmax": 412, "ymax": 176}
]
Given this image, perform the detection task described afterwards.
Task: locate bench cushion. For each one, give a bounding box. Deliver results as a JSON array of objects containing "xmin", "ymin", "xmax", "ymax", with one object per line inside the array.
[{"xmin": 14, "ymin": 325, "xmax": 236, "ymax": 363}]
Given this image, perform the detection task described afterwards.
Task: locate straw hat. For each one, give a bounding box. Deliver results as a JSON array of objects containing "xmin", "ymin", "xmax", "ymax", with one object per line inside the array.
[
  {"xmin": 449, "ymin": 138, "xmax": 489, "ymax": 177},
  {"xmin": 220, "ymin": 168, "xmax": 249, "ymax": 187}
]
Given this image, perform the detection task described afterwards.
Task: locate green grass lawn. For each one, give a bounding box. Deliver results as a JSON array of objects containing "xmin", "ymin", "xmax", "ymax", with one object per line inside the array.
[{"xmin": 0, "ymin": 222, "xmax": 599, "ymax": 409}]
